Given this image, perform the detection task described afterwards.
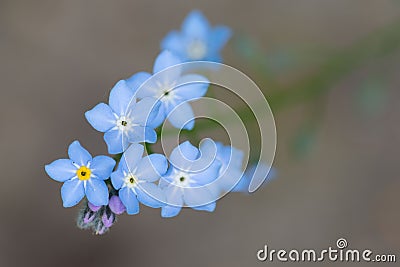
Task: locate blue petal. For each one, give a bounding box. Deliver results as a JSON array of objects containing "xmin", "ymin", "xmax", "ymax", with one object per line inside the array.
[
  {"xmin": 111, "ymin": 167, "xmax": 125, "ymax": 190},
  {"xmin": 120, "ymin": 143, "xmax": 144, "ymax": 172},
  {"xmin": 192, "ymin": 201, "xmax": 216, "ymax": 212},
  {"xmin": 109, "ymin": 80, "xmax": 135, "ymax": 116},
  {"xmin": 119, "ymin": 187, "xmax": 139, "ymax": 215},
  {"xmin": 169, "ymin": 141, "xmax": 199, "ymax": 171},
  {"xmin": 191, "ymin": 160, "xmax": 222, "ymax": 185},
  {"xmin": 215, "ymin": 144, "xmax": 244, "ymax": 176},
  {"xmin": 136, "ymin": 154, "xmax": 168, "ymax": 182},
  {"xmin": 127, "ymin": 126, "xmax": 157, "ymax": 144},
  {"xmin": 130, "ymin": 97, "xmax": 161, "ymax": 126},
  {"xmin": 68, "ymin": 141, "xmax": 92, "ymax": 166},
  {"xmin": 163, "ymin": 184, "xmax": 184, "ymax": 207},
  {"xmin": 233, "ymin": 165, "xmax": 276, "ymax": 193},
  {"xmin": 159, "ymin": 168, "xmax": 175, "ymax": 186},
  {"xmin": 148, "ymin": 104, "xmax": 166, "ymax": 128},
  {"xmin": 135, "ymin": 77, "xmax": 161, "ymax": 99},
  {"xmin": 174, "ymin": 74, "xmax": 209, "ymax": 101},
  {"xmin": 215, "ymin": 169, "xmax": 243, "ymax": 194},
  {"xmin": 153, "ymin": 50, "xmax": 182, "ymax": 74},
  {"xmin": 190, "ymin": 138, "xmax": 218, "ymax": 172},
  {"xmin": 227, "ymin": 146, "xmax": 244, "ymax": 169},
  {"xmin": 104, "ymin": 128, "xmax": 129, "ymax": 154},
  {"xmin": 45, "ymin": 159, "xmax": 76, "ymax": 182},
  {"xmin": 248, "ymin": 164, "xmax": 276, "ymax": 193},
  {"xmin": 182, "ymin": 10, "xmax": 210, "ymax": 39},
  {"xmin": 206, "ymin": 53, "xmax": 223, "ymax": 63},
  {"xmin": 61, "ymin": 179, "xmax": 85, "ymax": 208},
  {"xmin": 183, "ymin": 186, "xmax": 216, "ymax": 208},
  {"xmin": 161, "ymin": 205, "xmax": 182, "ymax": 218},
  {"xmin": 125, "ymin": 72, "xmax": 151, "ymax": 94},
  {"xmin": 210, "ymin": 25, "xmax": 232, "ymax": 51},
  {"xmin": 91, "ymin": 155, "xmax": 116, "ymax": 180},
  {"xmin": 161, "ymin": 31, "xmax": 185, "ymax": 57},
  {"xmin": 167, "ymin": 101, "xmax": 195, "ymax": 130},
  {"xmin": 136, "ymin": 182, "xmax": 166, "ymax": 208},
  {"xmin": 85, "ymin": 103, "xmax": 116, "ymax": 132},
  {"xmin": 214, "ymin": 144, "xmax": 244, "ymax": 192},
  {"xmin": 85, "ymin": 178, "xmax": 109, "ymax": 206}
]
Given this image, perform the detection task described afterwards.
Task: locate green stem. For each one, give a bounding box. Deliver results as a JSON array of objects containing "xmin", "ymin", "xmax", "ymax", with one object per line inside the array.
[{"xmin": 145, "ymin": 142, "xmax": 154, "ymax": 154}]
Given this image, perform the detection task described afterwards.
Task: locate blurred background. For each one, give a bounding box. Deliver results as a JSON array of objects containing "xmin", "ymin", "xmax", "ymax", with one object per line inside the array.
[{"xmin": 1, "ymin": 0, "xmax": 400, "ymax": 266}]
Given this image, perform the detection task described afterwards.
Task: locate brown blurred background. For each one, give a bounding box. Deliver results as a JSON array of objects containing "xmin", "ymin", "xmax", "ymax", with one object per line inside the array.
[{"xmin": 1, "ymin": 0, "xmax": 400, "ymax": 266}]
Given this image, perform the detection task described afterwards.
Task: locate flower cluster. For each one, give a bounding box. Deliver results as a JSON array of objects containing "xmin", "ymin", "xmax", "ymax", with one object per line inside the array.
[{"xmin": 45, "ymin": 11, "xmax": 274, "ymax": 235}]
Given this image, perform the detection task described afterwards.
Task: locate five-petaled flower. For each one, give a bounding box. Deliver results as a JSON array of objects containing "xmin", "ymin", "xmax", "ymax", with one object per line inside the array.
[
  {"xmin": 111, "ymin": 143, "xmax": 168, "ymax": 214},
  {"xmin": 85, "ymin": 80, "xmax": 160, "ymax": 154},
  {"xmin": 125, "ymin": 50, "xmax": 209, "ymax": 130},
  {"xmin": 161, "ymin": 10, "xmax": 231, "ymax": 62},
  {"xmin": 160, "ymin": 141, "xmax": 222, "ymax": 218},
  {"xmin": 45, "ymin": 141, "xmax": 116, "ymax": 207}
]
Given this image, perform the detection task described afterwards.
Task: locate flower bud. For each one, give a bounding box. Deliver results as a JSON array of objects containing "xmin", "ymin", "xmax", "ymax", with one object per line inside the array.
[
  {"xmin": 101, "ymin": 207, "xmax": 116, "ymax": 227},
  {"xmin": 88, "ymin": 202, "xmax": 102, "ymax": 212},
  {"xmin": 108, "ymin": 195, "xmax": 126, "ymax": 215},
  {"xmin": 77, "ymin": 205, "xmax": 97, "ymax": 229}
]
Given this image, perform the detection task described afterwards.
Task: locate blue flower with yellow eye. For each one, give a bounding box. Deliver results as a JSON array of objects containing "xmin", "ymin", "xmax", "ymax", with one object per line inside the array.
[
  {"xmin": 161, "ymin": 10, "xmax": 231, "ymax": 62},
  {"xmin": 111, "ymin": 143, "xmax": 168, "ymax": 215},
  {"xmin": 85, "ymin": 80, "xmax": 160, "ymax": 154},
  {"xmin": 45, "ymin": 141, "xmax": 115, "ymax": 207},
  {"xmin": 125, "ymin": 50, "xmax": 209, "ymax": 130}
]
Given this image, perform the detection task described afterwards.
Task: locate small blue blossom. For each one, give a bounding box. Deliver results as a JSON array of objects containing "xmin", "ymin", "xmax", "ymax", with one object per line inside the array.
[
  {"xmin": 85, "ymin": 80, "xmax": 160, "ymax": 154},
  {"xmin": 160, "ymin": 141, "xmax": 222, "ymax": 218},
  {"xmin": 125, "ymin": 50, "xmax": 209, "ymax": 130},
  {"xmin": 111, "ymin": 143, "xmax": 168, "ymax": 215},
  {"xmin": 45, "ymin": 141, "xmax": 115, "ymax": 207},
  {"xmin": 161, "ymin": 10, "xmax": 231, "ymax": 62}
]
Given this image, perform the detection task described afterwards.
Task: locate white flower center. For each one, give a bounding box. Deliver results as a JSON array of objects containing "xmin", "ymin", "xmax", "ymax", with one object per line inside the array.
[
  {"xmin": 187, "ymin": 40, "xmax": 207, "ymax": 60},
  {"xmin": 124, "ymin": 174, "xmax": 138, "ymax": 189},
  {"xmin": 174, "ymin": 172, "xmax": 191, "ymax": 187},
  {"xmin": 116, "ymin": 116, "xmax": 131, "ymax": 131},
  {"xmin": 156, "ymin": 81, "xmax": 177, "ymax": 103}
]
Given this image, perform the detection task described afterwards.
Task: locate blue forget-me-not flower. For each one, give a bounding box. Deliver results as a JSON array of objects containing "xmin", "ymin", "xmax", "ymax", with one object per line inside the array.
[
  {"xmin": 45, "ymin": 141, "xmax": 116, "ymax": 207},
  {"xmin": 85, "ymin": 80, "xmax": 160, "ymax": 154},
  {"xmin": 125, "ymin": 50, "xmax": 209, "ymax": 130},
  {"xmin": 160, "ymin": 141, "xmax": 222, "ymax": 218},
  {"xmin": 111, "ymin": 143, "xmax": 168, "ymax": 214},
  {"xmin": 161, "ymin": 10, "xmax": 232, "ymax": 62}
]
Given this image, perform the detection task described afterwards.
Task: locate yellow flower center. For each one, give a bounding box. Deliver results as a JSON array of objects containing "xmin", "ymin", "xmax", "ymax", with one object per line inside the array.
[{"xmin": 77, "ymin": 166, "xmax": 91, "ymax": 181}]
